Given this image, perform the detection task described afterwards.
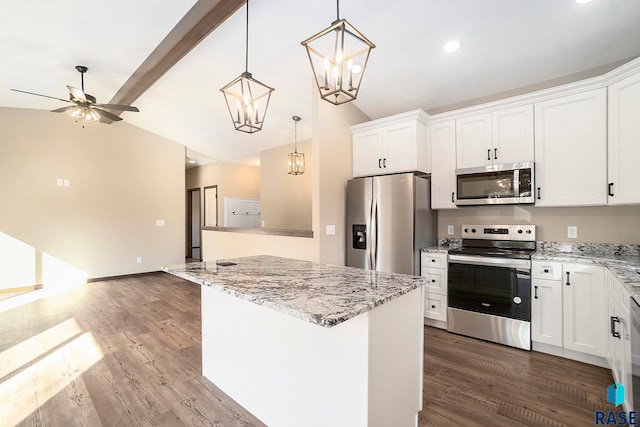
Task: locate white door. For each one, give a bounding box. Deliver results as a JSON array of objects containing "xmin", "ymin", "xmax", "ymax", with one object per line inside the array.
[
  {"xmin": 531, "ymin": 278, "xmax": 563, "ymax": 347},
  {"xmin": 429, "ymin": 121, "xmax": 457, "ymax": 209},
  {"xmin": 534, "ymin": 88, "xmax": 607, "ymax": 207},
  {"xmin": 381, "ymin": 121, "xmax": 416, "ymax": 173},
  {"xmin": 608, "ymin": 72, "xmax": 640, "ymax": 205},
  {"xmin": 491, "ymin": 104, "xmax": 534, "ymax": 164},
  {"xmin": 562, "ymin": 263, "xmax": 606, "ymax": 357},
  {"xmin": 352, "ymin": 129, "xmax": 383, "ymax": 177},
  {"xmin": 455, "ymin": 113, "xmax": 492, "ymax": 169}
]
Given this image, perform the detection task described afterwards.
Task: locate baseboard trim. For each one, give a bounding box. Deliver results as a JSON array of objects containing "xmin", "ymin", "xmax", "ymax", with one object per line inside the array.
[
  {"xmin": 0, "ymin": 284, "xmax": 43, "ymax": 294},
  {"xmin": 88, "ymin": 271, "xmax": 163, "ymax": 283}
]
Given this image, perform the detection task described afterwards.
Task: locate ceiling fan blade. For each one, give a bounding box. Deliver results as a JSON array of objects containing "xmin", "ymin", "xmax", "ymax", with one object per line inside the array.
[
  {"xmin": 94, "ymin": 103, "xmax": 140, "ymax": 112},
  {"xmin": 93, "ymin": 108, "xmax": 123, "ymax": 122},
  {"xmin": 51, "ymin": 106, "xmax": 74, "ymax": 113},
  {"xmin": 10, "ymin": 88, "xmax": 71, "ymax": 103},
  {"xmin": 67, "ymin": 85, "xmax": 87, "ymax": 103}
]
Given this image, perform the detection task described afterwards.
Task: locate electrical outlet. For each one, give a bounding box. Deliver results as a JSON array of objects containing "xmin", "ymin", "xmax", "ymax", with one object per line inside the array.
[
  {"xmin": 136, "ymin": 256, "xmax": 142, "ymax": 264},
  {"xmin": 567, "ymin": 226, "xmax": 578, "ymax": 239},
  {"xmin": 261, "ymin": 220, "xmax": 265, "ymax": 227},
  {"xmin": 447, "ymin": 225, "xmax": 454, "ymax": 235},
  {"xmin": 326, "ymin": 225, "xmax": 336, "ymax": 236}
]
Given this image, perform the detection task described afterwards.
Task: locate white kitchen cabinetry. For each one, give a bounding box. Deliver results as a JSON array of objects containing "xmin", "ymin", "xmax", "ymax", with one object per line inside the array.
[
  {"xmin": 531, "ymin": 261, "xmax": 563, "ymax": 347},
  {"xmin": 534, "ymin": 88, "xmax": 607, "ymax": 207},
  {"xmin": 421, "ymin": 252, "xmax": 448, "ymax": 328},
  {"xmin": 351, "ymin": 110, "xmax": 429, "ymax": 178},
  {"xmin": 608, "ymin": 71, "xmax": 640, "ymax": 205},
  {"xmin": 428, "ymin": 121, "xmax": 457, "ymax": 209},
  {"xmin": 562, "ymin": 263, "xmax": 606, "ymax": 357},
  {"xmin": 606, "ymin": 269, "xmax": 633, "ymax": 410},
  {"xmin": 531, "ymin": 261, "xmax": 607, "ymax": 366},
  {"xmin": 455, "ymin": 105, "xmax": 533, "ymax": 169}
]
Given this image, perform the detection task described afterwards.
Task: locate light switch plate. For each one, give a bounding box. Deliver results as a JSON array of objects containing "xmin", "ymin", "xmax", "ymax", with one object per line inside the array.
[
  {"xmin": 567, "ymin": 226, "xmax": 578, "ymax": 239},
  {"xmin": 56, "ymin": 178, "xmax": 64, "ymax": 187},
  {"xmin": 447, "ymin": 225, "xmax": 454, "ymax": 235},
  {"xmin": 156, "ymin": 219, "xmax": 165, "ymax": 226},
  {"xmin": 63, "ymin": 179, "xmax": 70, "ymax": 187},
  {"xmin": 326, "ymin": 225, "xmax": 336, "ymax": 236},
  {"xmin": 136, "ymin": 256, "xmax": 142, "ymax": 264}
]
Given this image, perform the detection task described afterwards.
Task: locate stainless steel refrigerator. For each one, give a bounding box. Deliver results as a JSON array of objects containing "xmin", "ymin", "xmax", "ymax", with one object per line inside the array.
[{"xmin": 346, "ymin": 173, "xmax": 437, "ymax": 275}]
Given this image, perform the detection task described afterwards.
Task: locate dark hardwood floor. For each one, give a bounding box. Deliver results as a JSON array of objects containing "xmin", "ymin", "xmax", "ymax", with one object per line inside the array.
[{"xmin": 0, "ymin": 273, "xmax": 614, "ymax": 426}]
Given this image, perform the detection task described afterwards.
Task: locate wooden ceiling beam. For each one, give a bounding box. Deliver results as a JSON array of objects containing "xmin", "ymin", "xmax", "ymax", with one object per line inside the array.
[{"xmin": 102, "ymin": 0, "xmax": 245, "ymax": 122}]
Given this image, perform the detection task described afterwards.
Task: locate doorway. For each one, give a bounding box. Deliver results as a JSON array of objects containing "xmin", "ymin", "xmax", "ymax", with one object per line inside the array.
[{"xmin": 187, "ymin": 188, "xmax": 201, "ymax": 261}]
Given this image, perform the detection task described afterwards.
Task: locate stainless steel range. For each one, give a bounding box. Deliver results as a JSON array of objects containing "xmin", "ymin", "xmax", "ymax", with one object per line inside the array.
[{"xmin": 447, "ymin": 224, "xmax": 536, "ymax": 350}]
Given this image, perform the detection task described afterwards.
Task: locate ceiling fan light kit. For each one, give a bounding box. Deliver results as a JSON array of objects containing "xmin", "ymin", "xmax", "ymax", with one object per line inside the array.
[
  {"xmin": 301, "ymin": 0, "xmax": 375, "ymax": 105},
  {"xmin": 220, "ymin": 0, "xmax": 274, "ymax": 133},
  {"xmin": 10, "ymin": 65, "xmax": 139, "ymax": 128}
]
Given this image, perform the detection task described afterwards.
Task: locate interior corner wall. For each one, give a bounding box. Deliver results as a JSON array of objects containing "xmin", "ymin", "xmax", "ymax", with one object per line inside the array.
[
  {"xmin": 0, "ymin": 107, "xmax": 185, "ymax": 289},
  {"xmin": 260, "ymin": 140, "xmax": 312, "ymax": 230},
  {"xmin": 311, "ymin": 89, "xmax": 370, "ymax": 266}
]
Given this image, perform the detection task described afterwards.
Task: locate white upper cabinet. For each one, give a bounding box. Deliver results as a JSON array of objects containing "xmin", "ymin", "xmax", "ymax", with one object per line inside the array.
[
  {"xmin": 608, "ymin": 72, "xmax": 640, "ymax": 205},
  {"xmin": 429, "ymin": 121, "xmax": 457, "ymax": 209},
  {"xmin": 456, "ymin": 105, "xmax": 534, "ymax": 169},
  {"xmin": 351, "ymin": 110, "xmax": 429, "ymax": 178},
  {"xmin": 534, "ymin": 88, "xmax": 607, "ymax": 207}
]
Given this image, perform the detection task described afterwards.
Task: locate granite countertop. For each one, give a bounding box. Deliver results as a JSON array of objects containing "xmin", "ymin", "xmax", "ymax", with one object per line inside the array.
[
  {"xmin": 532, "ymin": 248, "xmax": 640, "ymax": 302},
  {"xmin": 161, "ymin": 255, "xmax": 427, "ymax": 328}
]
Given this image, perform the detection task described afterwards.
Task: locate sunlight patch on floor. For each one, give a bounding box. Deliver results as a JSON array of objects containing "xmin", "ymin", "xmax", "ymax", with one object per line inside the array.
[{"xmin": 0, "ymin": 331, "xmax": 103, "ymax": 425}]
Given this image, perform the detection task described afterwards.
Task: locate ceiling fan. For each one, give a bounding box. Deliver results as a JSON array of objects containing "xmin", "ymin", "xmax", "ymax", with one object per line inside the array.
[{"xmin": 11, "ymin": 65, "xmax": 139, "ymax": 126}]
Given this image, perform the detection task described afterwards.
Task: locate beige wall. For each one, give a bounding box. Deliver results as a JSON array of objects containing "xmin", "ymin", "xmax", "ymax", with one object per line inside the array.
[
  {"xmin": 438, "ymin": 205, "xmax": 640, "ymax": 244},
  {"xmin": 260, "ymin": 140, "xmax": 312, "ymax": 230},
  {"xmin": 186, "ymin": 161, "xmax": 260, "ymax": 227},
  {"xmin": 202, "ymin": 231, "xmax": 317, "ymax": 262},
  {"xmin": 0, "ymin": 107, "xmax": 185, "ymax": 289},
  {"xmin": 312, "ymin": 88, "xmax": 370, "ymax": 266}
]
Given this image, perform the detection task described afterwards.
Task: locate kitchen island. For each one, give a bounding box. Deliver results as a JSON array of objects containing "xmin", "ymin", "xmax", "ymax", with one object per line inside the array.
[{"xmin": 162, "ymin": 255, "xmax": 426, "ymax": 427}]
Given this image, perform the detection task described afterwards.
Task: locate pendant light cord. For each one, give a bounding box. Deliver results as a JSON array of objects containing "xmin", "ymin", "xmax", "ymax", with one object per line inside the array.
[
  {"xmin": 294, "ymin": 119, "xmax": 298, "ymax": 153},
  {"xmin": 245, "ymin": 0, "xmax": 249, "ymax": 72},
  {"xmin": 336, "ymin": 0, "xmax": 340, "ymax": 20}
]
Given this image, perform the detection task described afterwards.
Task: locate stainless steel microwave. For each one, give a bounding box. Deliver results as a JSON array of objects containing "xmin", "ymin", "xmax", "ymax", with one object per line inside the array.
[{"xmin": 455, "ymin": 161, "xmax": 534, "ymax": 206}]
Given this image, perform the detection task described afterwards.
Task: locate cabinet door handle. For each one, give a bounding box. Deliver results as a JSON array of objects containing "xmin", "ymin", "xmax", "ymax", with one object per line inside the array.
[
  {"xmin": 608, "ymin": 182, "xmax": 614, "ymax": 197},
  {"xmin": 431, "ymin": 279, "xmax": 436, "ymax": 283},
  {"xmin": 534, "ymin": 285, "xmax": 538, "ymax": 299},
  {"xmin": 487, "ymin": 149, "xmax": 491, "ymax": 161},
  {"xmin": 378, "ymin": 159, "xmax": 382, "ymax": 169},
  {"xmin": 431, "ymin": 305, "xmax": 436, "ymax": 309},
  {"xmin": 494, "ymin": 148, "xmax": 497, "ymax": 160},
  {"xmin": 611, "ymin": 316, "xmax": 621, "ymax": 339},
  {"xmin": 451, "ymin": 192, "xmax": 455, "ymax": 203},
  {"xmin": 537, "ymin": 187, "xmax": 541, "ymax": 200},
  {"xmin": 383, "ymin": 158, "xmax": 387, "ymax": 168},
  {"xmin": 565, "ymin": 271, "xmax": 570, "ymax": 286}
]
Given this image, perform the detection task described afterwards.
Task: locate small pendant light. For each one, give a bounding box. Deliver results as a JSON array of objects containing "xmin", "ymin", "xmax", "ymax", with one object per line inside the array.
[
  {"xmin": 220, "ymin": 0, "xmax": 274, "ymax": 133},
  {"xmin": 301, "ymin": 0, "xmax": 375, "ymax": 105},
  {"xmin": 287, "ymin": 116, "xmax": 305, "ymax": 175}
]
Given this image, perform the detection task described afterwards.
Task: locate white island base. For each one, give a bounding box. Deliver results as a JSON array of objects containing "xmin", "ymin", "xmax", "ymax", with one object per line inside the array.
[{"xmin": 202, "ymin": 286, "xmax": 424, "ymax": 427}]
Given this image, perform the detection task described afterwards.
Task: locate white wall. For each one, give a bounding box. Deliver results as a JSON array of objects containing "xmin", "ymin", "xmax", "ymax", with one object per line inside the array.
[{"xmin": 0, "ymin": 107, "xmax": 185, "ymax": 289}]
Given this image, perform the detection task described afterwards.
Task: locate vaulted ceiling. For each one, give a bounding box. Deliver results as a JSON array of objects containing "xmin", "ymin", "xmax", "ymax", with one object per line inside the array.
[{"xmin": 2, "ymin": 0, "xmax": 640, "ymax": 166}]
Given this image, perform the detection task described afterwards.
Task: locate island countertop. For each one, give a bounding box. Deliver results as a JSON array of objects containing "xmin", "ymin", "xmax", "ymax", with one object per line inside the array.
[{"xmin": 161, "ymin": 255, "xmax": 427, "ymax": 328}]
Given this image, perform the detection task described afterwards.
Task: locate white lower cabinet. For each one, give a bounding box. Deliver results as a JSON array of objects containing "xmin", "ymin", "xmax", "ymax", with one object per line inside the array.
[
  {"xmin": 421, "ymin": 252, "xmax": 448, "ymax": 328},
  {"xmin": 531, "ymin": 261, "xmax": 607, "ymax": 366},
  {"xmin": 606, "ymin": 269, "xmax": 633, "ymax": 410}
]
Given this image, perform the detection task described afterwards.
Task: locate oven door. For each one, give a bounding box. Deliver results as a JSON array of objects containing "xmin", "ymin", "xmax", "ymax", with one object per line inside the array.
[{"xmin": 448, "ymin": 255, "xmax": 531, "ymax": 321}]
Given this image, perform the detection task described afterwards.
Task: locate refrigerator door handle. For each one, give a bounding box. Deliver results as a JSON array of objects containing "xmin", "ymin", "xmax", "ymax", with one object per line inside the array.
[
  {"xmin": 373, "ymin": 200, "xmax": 379, "ymax": 270},
  {"xmin": 366, "ymin": 199, "xmax": 375, "ymax": 269}
]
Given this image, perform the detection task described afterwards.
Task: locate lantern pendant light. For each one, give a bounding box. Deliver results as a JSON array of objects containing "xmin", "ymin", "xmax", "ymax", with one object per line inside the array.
[
  {"xmin": 287, "ymin": 116, "xmax": 305, "ymax": 175},
  {"xmin": 220, "ymin": 0, "xmax": 274, "ymax": 133},
  {"xmin": 301, "ymin": 0, "xmax": 375, "ymax": 105}
]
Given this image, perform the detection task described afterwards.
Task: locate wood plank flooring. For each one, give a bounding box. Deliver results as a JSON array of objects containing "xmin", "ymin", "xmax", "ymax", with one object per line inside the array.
[{"xmin": 0, "ymin": 273, "xmax": 615, "ymax": 426}]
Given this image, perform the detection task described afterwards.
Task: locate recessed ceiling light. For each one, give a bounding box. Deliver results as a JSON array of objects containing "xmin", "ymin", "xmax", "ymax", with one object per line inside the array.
[
  {"xmin": 443, "ymin": 40, "xmax": 461, "ymax": 53},
  {"xmin": 575, "ymin": 0, "xmax": 593, "ymax": 4}
]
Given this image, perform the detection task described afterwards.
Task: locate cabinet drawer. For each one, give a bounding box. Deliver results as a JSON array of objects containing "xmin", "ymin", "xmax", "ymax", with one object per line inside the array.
[
  {"xmin": 424, "ymin": 293, "xmax": 447, "ymax": 322},
  {"xmin": 422, "ymin": 268, "xmax": 447, "ymax": 294},
  {"xmin": 532, "ymin": 261, "xmax": 563, "ymax": 280},
  {"xmin": 421, "ymin": 252, "xmax": 447, "ymax": 269}
]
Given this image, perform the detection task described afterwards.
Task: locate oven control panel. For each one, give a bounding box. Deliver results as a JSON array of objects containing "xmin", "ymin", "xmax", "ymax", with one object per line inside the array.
[{"xmin": 460, "ymin": 224, "xmax": 536, "ymax": 241}]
